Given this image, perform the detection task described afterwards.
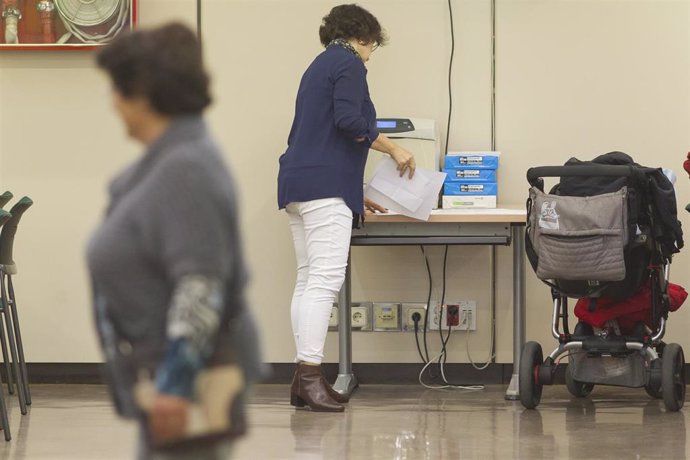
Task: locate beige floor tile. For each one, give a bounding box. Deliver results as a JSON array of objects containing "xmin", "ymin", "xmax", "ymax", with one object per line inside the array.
[{"xmin": 0, "ymin": 384, "xmax": 685, "ymax": 459}]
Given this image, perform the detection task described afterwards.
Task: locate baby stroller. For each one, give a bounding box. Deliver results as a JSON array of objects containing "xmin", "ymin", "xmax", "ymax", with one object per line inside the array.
[{"xmin": 520, "ymin": 152, "xmax": 686, "ymax": 411}]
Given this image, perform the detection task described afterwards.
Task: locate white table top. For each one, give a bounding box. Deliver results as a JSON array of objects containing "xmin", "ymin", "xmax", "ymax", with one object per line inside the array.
[{"xmin": 364, "ymin": 207, "xmax": 527, "ymax": 223}]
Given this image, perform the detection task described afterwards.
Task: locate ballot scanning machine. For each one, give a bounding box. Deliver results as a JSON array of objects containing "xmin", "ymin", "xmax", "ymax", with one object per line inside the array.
[{"xmin": 364, "ymin": 118, "xmax": 440, "ymax": 185}]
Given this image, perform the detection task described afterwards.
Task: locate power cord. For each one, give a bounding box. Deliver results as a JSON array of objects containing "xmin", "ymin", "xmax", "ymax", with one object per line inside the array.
[
  {"xmin": 465, "ymin": 327, "xmax": 496, "ymax": 371},
  {"xmin": 416, "ymin": 245, "xmax": 485, "ymax": 390},
  {"xmin": 465, "ymin": 249, "xmax": 497, "ymax": 370},
  {"xmin": 419, "ymin": 246, "xmax": 432, "ymax": 364},
  {"xmin": 466, "ymin": 312, "xmax": 496, "ymax": 370},
  {"xmin": 412, "ymin": 312, "xmax": 426, "ymax": 363},
  {"xmin": 436, "ymin": 247, "xmax": 485, "ymax": 389},
  {"xmin": 430, "ymin": 2, "xmax": 473, "ymax": 385},
  {"xmin": 438, "ymin": 246, "xmax": 453, "ymax": 371},
  {"xmin": 438, "ymin": 247, "xmax": 453, "ymax": 373},
  {"xmin": 439, "ymin": 245, "xmax": 451, "ymax": 350},
  {"xmin": 444, "ymin": 0, "xmax": 455, "ymax": 157},
  {"xmin": 419, "ymin": 349, "xmax": 483, "ymax": 390},
  {"xmin": 417, "ymin": 246, "xmax": 446, "ymax": 381}
]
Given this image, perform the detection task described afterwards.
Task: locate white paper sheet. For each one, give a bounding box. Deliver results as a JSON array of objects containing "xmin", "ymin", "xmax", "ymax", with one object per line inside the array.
[{"xmin": 364, "ymin": 157, "xmax": 447, "ymax": 221}]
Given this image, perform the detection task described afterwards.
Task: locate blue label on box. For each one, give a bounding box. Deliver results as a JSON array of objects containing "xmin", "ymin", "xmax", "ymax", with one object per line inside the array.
[
  {"xmin": 443, "ymin": 182, "xmax": 498, "ymax": 196},
  {"xmin": 444, "ymin": 169, "xmax": 497, "ymax": 182},
  {"xmin": 444, "ymin": 154, "xmax": 499, "ymax": 169}
]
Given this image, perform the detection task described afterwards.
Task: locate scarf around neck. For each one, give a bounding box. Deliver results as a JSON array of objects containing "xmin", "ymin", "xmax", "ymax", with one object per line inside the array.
[{"xmin": 328, "ymin": 38, "xmax": 362, "ymax": 61}]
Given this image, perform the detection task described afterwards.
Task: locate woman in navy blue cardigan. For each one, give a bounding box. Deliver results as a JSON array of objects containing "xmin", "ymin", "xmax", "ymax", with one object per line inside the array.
[{"xmin": 278, "ymin": 4, "xmax": 416, "ymax": 412}]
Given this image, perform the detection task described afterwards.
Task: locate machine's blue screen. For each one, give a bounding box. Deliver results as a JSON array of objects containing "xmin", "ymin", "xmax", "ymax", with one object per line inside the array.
[{"xmin": 377, "ymin": 120, "xmax": 397, "ymax": 128}]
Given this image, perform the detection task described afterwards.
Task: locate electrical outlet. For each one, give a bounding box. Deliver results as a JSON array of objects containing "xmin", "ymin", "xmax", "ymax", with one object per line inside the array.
[
  {"xmin": 351, "ymin": 302, "xmax": 372, "ymax": 331},
  {"xmin": 373, "ymin": 303, "xmax": 401, "ymax": 331},
  {"xmin": 446, "ymin": 304, "xmax": 460, "ymax": 326},
  {"xmin": 459, "ymin": 301, "xmax": 477, "ymax": 331},
  {"xmin": 402, "ymin": 303, "xmax": 427, "ymax": 332},
  {"xmin": 427, "ymin": 302, "xmax": 445, "ymax": 331},
  {"xmin": 328, "ymin": 305, "xmax": 339, "ymax": 331},
  {"xmin": 429, "ymin": 301, "xmax": 476, "ymax": 331}
]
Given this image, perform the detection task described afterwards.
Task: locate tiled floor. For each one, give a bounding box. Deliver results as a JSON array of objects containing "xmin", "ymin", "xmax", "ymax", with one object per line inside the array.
[{"xmin": 0, "ymin": 384, "xmax": 686, "ymax": 459}]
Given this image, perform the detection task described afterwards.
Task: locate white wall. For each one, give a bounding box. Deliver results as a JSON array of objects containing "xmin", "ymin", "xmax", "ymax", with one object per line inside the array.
[
  {"xmin": 0, "ymin": 0, "xmax": 688, "ymax": 366},
  {"xmin": 496, "ymin": 0, "xmax": 690, "ymax": 346},
  {"xmin": 0, "ymin": 0, "xmax": 198, "ymax": 362},
  {"xmin": 203, "ymin": 0, "xmax": 505, "ymax": 363}
]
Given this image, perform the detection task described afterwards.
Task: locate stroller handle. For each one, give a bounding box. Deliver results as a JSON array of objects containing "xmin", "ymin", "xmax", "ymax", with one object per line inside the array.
[{"xmin": 527, "ymin": 165, "xmax": 639, "ymax": 187}]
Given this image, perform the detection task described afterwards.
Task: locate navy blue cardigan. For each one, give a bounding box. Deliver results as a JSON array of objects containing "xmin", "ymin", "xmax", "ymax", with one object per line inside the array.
[{"xmin": 277, "ymin": 44, "xmax": 380, "ymax": 217}]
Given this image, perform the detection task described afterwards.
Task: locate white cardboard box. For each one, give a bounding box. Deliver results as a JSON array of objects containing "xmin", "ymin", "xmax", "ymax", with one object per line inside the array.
[{"xmin": 442, "ymin": 195, "xmax": 497, "ymax": 209}]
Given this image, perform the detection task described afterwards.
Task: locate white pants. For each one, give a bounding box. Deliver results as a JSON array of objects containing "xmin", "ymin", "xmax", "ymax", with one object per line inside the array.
[{"xmin": 286, "ymin": 198, "xmax": 353, "ymax": 364}]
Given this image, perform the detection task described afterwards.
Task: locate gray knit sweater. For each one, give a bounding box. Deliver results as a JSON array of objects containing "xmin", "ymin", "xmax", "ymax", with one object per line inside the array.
[{"xmin": 87, "ymin": 115, "xmax": 257, "ymax": 419}]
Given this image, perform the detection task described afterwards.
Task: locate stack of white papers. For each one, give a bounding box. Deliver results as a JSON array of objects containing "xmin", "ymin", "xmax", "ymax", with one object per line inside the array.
[{"xmin": 364, "ymin": 157, "xmax": 447, "ymax": 221}]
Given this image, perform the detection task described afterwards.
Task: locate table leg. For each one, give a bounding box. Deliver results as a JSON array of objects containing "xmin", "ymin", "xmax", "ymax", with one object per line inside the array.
[
  {"xmin": 334, "ymin": 249, "xmax": 358, "ymax": 396},
  {"xmin": 491, "ymin": 245, "xmax": 496, "ymax": 363},
  {"xmin": 505, "ymin": 225, "xmax": 526, "ymax": 400}
]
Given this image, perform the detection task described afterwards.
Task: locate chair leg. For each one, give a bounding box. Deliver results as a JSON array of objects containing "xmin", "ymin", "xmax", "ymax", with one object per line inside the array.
[
  {"xmin": 0, "ymin": 275, "xmax": 26, "ymax": 415},
  {"xmin": 0, "ymin": 311, "xmax": 14, "ymax": 397},
  {"xmin": 7, "ymin": 277, "xmax": 29, "ymax": 405},
  {"xmin": 0, "ymin": 371, "xmax": 11, "ymax": 441}
]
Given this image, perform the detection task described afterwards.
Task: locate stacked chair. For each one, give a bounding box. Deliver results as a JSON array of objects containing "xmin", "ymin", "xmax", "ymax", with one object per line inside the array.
[
  {"xmin": 0, "ymin": 192, "xmax": 34, "ymax": 441},
  {"xmin": 0, "ymin": 193, "xmax": 11, "ymax": 209}
]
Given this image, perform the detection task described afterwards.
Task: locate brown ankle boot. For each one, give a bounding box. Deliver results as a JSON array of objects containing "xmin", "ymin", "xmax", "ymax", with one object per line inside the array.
[
  {"xmin": 325, "ymin": 381, "xmax": 350, "ymax": 403},
  {"xmin": 290, "ymin": 363, "xmax": 344, "ymax": 412}
]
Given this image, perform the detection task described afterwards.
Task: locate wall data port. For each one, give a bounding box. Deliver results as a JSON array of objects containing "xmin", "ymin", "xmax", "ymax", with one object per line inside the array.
[
  {"xmin": 459, "ymin": 301, "xmax": 477, "ymax": 331},
  {"xmin": 373, "ymin": 303, "xmax": 401, "ymax": 331}
]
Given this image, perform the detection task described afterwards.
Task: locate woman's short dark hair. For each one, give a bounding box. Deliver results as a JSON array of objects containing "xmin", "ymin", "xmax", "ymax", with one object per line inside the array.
[
  {"xmin": 319, "ymin": 4, "xmax": 387, "ymax": 48},
  {"xmin": 97, "ymin": 22, "xmax": 211, "ymax": 115}
]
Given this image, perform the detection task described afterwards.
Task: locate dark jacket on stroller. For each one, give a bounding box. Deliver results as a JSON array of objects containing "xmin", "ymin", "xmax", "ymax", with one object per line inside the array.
[{"xmin": 520, "ymin": 151, "xmax": 686, "ymax": 412}]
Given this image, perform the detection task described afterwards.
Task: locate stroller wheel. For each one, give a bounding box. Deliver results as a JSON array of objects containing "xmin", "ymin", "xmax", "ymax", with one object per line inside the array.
[
  {"xmin": 662, "ymin": 343, "xmax": 685, "ymax": 412},
  {"xmin": 565, "ymin": 365, "xmax": 594, "ymax": 398},
  {"xmin": 644, "ymin": 382, "xmax": 662, "ymax": 399},
  {"xmin": 519, "ymin": 341, "xmax": 543, "ymax": 409}
]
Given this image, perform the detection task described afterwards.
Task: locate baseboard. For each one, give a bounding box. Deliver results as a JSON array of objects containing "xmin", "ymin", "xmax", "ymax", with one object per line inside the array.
[
  {"xmin": 267, "ymin": 363, "xmax": 522, "ymax": 385},
  {"xmin": 16, "ymin": 362, "xmax": 690, "ymax": 386},
  {"xmin": 21, "ymin": 362, "xmax": 521, "ymax": 385},
  {"xmin": 24, "ymin": 363, "xmax": 104, "ymax": 384}
]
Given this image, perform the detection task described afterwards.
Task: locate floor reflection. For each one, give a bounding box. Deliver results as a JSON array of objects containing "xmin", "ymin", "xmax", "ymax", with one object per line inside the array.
[
  {"xmin": 237, "ymin": 384, "xmax": 690, "ymax": 459},
  {"xmin": 0, "ymin": 384, "xmax": 683, "ymax": 459}
]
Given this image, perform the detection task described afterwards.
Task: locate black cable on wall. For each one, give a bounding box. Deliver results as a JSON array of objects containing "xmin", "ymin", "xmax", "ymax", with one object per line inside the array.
[
  {"xmin": 444, "ymin": 0, "xmax": 455, "ymax": 157},
  {"xmin": 197, "ymin": 0, "xmax": 202, "ymax": 46},
  {"xmin": 491, "ymin": 0, "xmax": 496, "ymax": 150}
]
